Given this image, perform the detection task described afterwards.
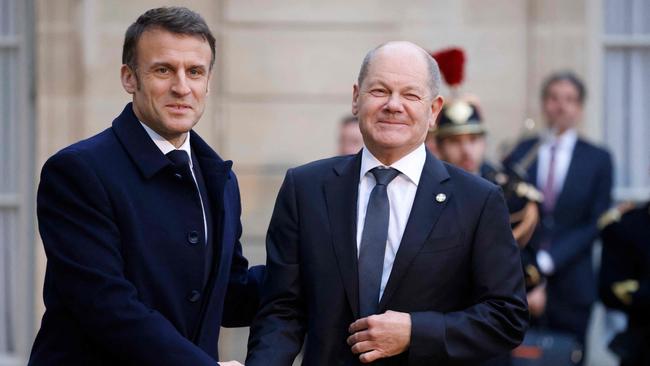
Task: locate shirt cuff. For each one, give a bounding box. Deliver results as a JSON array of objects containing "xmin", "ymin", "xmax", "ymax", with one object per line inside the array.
[{"xmin": 536, "ymin": 250, "xmax": 555, "ymax": 275}]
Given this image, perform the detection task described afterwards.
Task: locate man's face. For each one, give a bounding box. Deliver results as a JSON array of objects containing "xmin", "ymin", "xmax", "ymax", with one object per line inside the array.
[
  {"xmin": 437, "ymin": 133, "xmax": 486, "ymax": 174},
  {"xmin": 121, "ymin": 29, "xmax": 212, "ymax": 143},
  {"xmin": 542, "ymin": 80, "xmax": 583, "ymax": 133},
  {"xmin": 352, "ymin": 45, "xmax": 443, "ymax": 162},
  {"xmin": 338, "ymin": 122, "xmax": 364, "ymax": 155}
]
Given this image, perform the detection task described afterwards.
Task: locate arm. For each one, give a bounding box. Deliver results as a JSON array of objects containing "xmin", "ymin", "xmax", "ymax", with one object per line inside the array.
[
  {"xmin": 37, "ymin": 150, "xmax": 216, "ymax": 365},
  {"xmin": 548, "ymin": 153, "xmax": 612, "ymax": 272},
  {"xmin": 222, "ymin": 174, "xmax": 265, "ymax": 327},
  {"xmin": 600, "ymin": 222, "xmax": 650, "ymax": 311},
  {"xmin": 246, "ymin": 169, "xmax": 307, "ymax": 365},
  {"xmin": 408, "ymin": 187, "xmax": 529, "ymax": 364}
]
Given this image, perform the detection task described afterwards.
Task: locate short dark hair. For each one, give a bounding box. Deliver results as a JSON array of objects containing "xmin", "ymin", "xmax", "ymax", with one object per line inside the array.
[
  {"xmin": 541, "ymin": 71, "xmax": 587, "ymax": 104},
  {"xmin": 122, "ymin": 6, "xmax": 216, "ymax": 71}
]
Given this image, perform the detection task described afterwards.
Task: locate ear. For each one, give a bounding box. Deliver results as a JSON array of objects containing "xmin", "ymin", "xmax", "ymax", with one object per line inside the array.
[
  {"xmin": 351, "ymin": 84, "xmax": 360, "ymax": 115},
  {"xmin": 121, "ymin": 64, "xmax": 137, "ymax": 94},
  {"xmin": 428, "ymin": 95, "xmax": 444, "ymax": 130},
  {"xmin": 206, "ymin": 69, "xmax": 213, "ymax": 95}
]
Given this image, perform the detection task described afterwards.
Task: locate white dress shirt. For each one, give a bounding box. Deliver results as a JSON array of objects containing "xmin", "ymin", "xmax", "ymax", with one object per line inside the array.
[
  {"xmin": 535, "ymin": 128, "xmax": 578, "ymax": 275},
  {"xmin": 356, "ymin": 144, "xmax": 426, "ymax": 300},
  {"xmin": 536, "ymin": 128, "xmax": 578, "ymax": 197},
  {"xmin": 140, "ymin": 123, "xmax": 208, "ymax": 243}
]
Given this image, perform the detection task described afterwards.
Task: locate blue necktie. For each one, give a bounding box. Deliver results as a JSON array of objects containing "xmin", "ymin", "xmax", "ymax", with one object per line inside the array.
[{"xmin": 358, "ymin": 167, "xmax": 400, "ymax": 317}]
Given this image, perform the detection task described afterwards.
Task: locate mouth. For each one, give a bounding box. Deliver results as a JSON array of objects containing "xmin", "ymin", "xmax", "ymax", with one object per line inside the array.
[
  {"xmin": 377, "ymin": 119, "xmax": 407, "ymax": 125},
  {"xmin": 165, "ymin": 103, "xmax": 192, "ymax": 111}
]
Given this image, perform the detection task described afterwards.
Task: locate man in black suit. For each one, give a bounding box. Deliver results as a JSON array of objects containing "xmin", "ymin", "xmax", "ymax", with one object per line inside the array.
[
  {"xmin": 29, "ymin": 7, "xmax": 261, "ymax": 365},
  {"xmin": 247, "ymin": 41, "xmax": 528, "ymax": 365},
  {"xmin": 503, "ymin": 72, "xmax": 613, "ymax": 357}
]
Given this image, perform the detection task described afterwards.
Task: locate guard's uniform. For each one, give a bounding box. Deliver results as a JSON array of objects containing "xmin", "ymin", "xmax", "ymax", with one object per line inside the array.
[{"xmin": 599, "ymin": 202, "xmax": 650, "ymax": 366}]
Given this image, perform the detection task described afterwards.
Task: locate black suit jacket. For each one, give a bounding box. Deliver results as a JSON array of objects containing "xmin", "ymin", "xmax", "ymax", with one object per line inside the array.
[
  {"xmin": 503, "ymin": 137, "xmax": 612, "ymax": 309},
  {"xmin": 29, "ymin": 103, "xmax": 263, "ymax": 365},
  {"xmin": 247, "ymin": 151, "xmax": 528, "ymax": 365}
]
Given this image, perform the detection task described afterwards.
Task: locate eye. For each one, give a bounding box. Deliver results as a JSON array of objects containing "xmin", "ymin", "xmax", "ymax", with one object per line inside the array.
[
  {"xmin": 404, "ymin": 93, "xmax": 422, "ymax": 101},
  {"xmin": 188, "ymin": 68, "xmax": 204, "ymax": 77},
  {"xmin": 155, "ymin": 66, "xmax": 169, "ymax": 75},
  {"xmin": 369, "ymin": 89, "xmax": 388, "ymax": 97}
]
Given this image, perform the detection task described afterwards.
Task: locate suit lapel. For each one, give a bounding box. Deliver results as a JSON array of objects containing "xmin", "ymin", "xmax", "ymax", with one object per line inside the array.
[
  {"xmin": 190, "ymin": 131, "xmax": 233, "ymax": 280},
  {"xmin": 111, "ymin": 103, "xmax": 172, "ymax": 179},
  {"xmin": 324, "ymin": 153, "xmax": 362, "ymax": 319},
  {"xmin": 378, "ymin": 152, "xmax": 450, "ymax": 311}
]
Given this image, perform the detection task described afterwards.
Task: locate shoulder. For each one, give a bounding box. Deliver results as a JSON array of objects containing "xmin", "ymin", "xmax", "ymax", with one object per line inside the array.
[
  {"xmin": 503, "ymin": 137, "xmax": 539, "ymax": 163},
  {"xmin": 288, "ymin": 155, "xmax": 353, "ymax": 179},
  {"xmin": 576, "ymin": 138, "xmax": 611, "ymax": 160},
  {"xmin": 444, "ymin": 160, "xmax": 499, "ymax": 197},
  {"xmin": 43, "ymin": 128, "xmax": 117, "ymax": 175}
]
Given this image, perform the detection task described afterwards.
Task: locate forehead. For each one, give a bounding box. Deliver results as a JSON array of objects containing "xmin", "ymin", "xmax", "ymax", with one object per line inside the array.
[
  {"xmin": 441, "ymin": 133, "xmax": 484, "ymax": 144},
  {"xmin": 136, "ymin": 28, "xmax": 212, "ymax": 66},
  {"xmin": 364, "ymin": 48, "xmax": 429, "ymax": 89}
]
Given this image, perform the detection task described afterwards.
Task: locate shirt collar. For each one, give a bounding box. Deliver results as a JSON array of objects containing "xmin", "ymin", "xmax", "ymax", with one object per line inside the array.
[
  {"xmin": 360, "ymin": 144, "xmax": 426, "ymax": 186},
  {"xmin": 543, "ymin": 127, "xmax": 578, "ymax": 152},
  {"xmin": 140, "ymin": 122, "xmax": 193, "ymax": 168}
]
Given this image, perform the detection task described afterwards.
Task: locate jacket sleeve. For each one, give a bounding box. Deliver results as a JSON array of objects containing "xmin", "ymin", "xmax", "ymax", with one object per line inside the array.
[
  {"xmin": 246, "ymin": 169, "xmax": 307, "ymax": 365},
  {"xmin": 599, "ymin": 220, "xmax": 650, "ymax": 311},
  {"xmin": 548, "ymin": 152, "xmax": 613, "ymax": 272},
  {"xmin": 408, "ymin": 186, "xmax": 529, "ymax": 365},
  {"xmin": 37, "ymin": 150, "xmax": 217, "ymax": 365},
  {"xmin": 221, "ymin": 174, "xmax": 265, "ymax": 327}
]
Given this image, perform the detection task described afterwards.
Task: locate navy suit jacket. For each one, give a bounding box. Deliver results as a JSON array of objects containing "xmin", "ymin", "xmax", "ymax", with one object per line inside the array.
[
  {"xmin": 29, "ymin": 103, "xmax": 263, "ymax": 365},
  {"xmin": 503, "ymin": 137, "xmax": 612, "ymax": 308},
  {"xmin": 247, "ymin": 151, "xmax": 528, "ymax": 366}
]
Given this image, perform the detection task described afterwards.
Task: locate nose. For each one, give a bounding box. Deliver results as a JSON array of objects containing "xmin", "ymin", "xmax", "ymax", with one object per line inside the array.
[
  {"xmin": 171, "ymin": 71, "xmax": 191, "ymax": 96},
  {"xmin": 384, "ymin": 92, "xmax": 404, "ymax": 113}
]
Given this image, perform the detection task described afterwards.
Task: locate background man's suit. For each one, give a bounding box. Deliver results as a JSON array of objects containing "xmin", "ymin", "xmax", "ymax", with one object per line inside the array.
[
  {"xmin": 247, "ymin": 150, "xmax": 528, "ymax": 365},
  {"xmin": 503, "ymin": 136, "xmax": 612, "ymax": 344},
  {"xmin": 29, "ymin": 103, "xmax": 262, "ymax": 365}
]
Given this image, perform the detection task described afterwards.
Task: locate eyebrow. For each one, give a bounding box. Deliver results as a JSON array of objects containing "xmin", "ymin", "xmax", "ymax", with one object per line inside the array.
[
  {"xmin": 148, "ymin": 62, "xmax": 208, "ymax": 72},
  {"xmin": 366, "ymin": 81, "xmax": 426, "ymax": 94}
]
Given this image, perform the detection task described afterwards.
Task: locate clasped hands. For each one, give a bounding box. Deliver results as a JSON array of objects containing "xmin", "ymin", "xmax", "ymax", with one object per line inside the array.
[{"xmin": 347, "ymin": 310, "xmax": 412, "ymax": 363}]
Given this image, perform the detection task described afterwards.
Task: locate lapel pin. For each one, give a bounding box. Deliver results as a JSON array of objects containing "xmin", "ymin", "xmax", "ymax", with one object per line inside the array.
[{"xmin": 435, "ymin": 193, "xmax": 447, "ymax": 203}]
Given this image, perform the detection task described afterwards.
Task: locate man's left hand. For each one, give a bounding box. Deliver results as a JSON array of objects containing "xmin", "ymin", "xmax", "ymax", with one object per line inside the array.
[{"xmin": 347, "ymin": 310, "xmax": 411, "ymax": 363}]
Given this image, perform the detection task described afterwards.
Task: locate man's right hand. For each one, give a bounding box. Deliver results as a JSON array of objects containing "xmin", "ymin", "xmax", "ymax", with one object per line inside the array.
[{"xmin": 218, "ymin": 361, "xmax": 244, "ymax": 366}]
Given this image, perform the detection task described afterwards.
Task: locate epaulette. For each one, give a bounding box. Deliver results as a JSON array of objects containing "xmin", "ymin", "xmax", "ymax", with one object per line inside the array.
[
  {"xmin": 516, "ymin": 181, "xmax": 543, "ymax": 203},
  {"xmin": 597, "ymin": 202, "xmax": 635, "ymax": 230}
]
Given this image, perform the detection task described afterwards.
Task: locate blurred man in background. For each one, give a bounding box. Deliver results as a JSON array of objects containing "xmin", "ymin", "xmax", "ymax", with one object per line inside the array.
[
  {"xmin": 504, "ymin": 71, "xmax": 613, "ymax": 363},
  {"xmin": 338, "ymin": 115, "xmax": 364, "ymax": 155}
]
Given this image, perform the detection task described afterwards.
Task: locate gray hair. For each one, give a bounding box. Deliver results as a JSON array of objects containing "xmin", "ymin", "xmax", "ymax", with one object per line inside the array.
[{"xmin": 357, "ymin": 42, "xmax": 442, "ymax": 97}]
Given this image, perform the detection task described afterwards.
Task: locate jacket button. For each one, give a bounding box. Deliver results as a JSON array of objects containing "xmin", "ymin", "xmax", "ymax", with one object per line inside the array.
[
  {"xmin": 187, "ymin": 231, "xmax": 200, "ymax": 245},
  {"xmin": 188, "ymin": 290, "xmax": 201, "ymax": 303}
]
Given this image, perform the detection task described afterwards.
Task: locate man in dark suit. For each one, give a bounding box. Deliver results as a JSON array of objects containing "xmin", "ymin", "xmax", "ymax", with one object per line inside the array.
[
  {"xmin": 29, "ymin": 7, "xmax": 261, "ymax": 366},
  {"xmin": 246, "ymin": 41, "xmax": 528, "ymax": 365},
  {"xmin": 503, "ymin": 72, "xmax": 613, "ymax": 356}
]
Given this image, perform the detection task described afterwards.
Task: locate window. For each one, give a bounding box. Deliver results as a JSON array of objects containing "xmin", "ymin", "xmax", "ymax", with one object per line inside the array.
[
  {"xmin": 603, "ymin": 0, "xmax": 650, "ymax": 200},
  {"xmin": 0, "ymin": 0, "xmax": 35, "ymax": 364}
]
